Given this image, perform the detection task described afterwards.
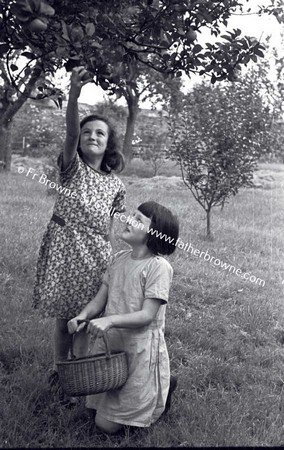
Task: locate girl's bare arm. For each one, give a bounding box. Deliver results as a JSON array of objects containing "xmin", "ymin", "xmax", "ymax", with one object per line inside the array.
[
  {"xmin": 86, "ymin": 298, "xmax": 162, "ymax": 336},
  {"xmin": 62, "ymin": 67, "xmax": 93, "ymax": 171},
  {"xmin": 108, "ymin": 298, "xmax": 162, "ymax": 328}
]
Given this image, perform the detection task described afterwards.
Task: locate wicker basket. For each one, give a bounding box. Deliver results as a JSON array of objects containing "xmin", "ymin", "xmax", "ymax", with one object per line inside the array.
[{"xmin": 57, "ymin": 327, "xmax": 128, "ymax": 397}]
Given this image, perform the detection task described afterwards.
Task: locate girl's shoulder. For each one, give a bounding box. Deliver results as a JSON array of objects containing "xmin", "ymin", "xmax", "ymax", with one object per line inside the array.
[
  {"xmin": 57, "ymin": 151, "xmax": 80, "ymax": 178},
  {"xmin": 110, "ymin": 249, "xmax": 132, "ymax": 265},
  {"xmin": 141, "ymin": 256, "xmax": 174, "ymax": 301},
  {"xmin": 110, "ymin": 172, "xmax": 126, "ymax": 188},
  {"xmin": 143, "ymin": 255, "xmax": 173, "ymax": 278}
]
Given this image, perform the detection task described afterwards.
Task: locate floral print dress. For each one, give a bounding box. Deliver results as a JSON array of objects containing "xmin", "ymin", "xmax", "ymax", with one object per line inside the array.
[{"xmin": 32, "ymin": 152, "xmax": 126, "ymax": 319}]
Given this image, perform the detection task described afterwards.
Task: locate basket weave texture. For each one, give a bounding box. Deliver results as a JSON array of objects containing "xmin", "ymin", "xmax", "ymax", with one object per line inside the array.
[{"xmin": 57, "ymin": 331, "xmax": 128, "ymax": 397}]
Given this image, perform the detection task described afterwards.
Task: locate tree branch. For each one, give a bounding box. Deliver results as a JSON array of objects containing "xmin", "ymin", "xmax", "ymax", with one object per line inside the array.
[{"xmin": 1, "ymin": 67, "xmax": 42, "ymax": 126}]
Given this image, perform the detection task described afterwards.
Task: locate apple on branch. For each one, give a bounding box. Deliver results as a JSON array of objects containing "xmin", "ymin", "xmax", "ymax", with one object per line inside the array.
[
  {"xmin": 185, "ymin": 28, "xmax": 197, "ymax": 44},
  {"xmin": 28, "ymin": 17, "xmax": 48, "ymax": 32}
]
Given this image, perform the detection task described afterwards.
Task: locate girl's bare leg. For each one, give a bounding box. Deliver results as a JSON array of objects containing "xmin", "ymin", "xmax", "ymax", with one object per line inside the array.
[
  {"xmin": 53, "ymin": 318, "xmax": 73, "ymax": 370},
  {"xmin": 95, "ymin": 414, "xmax": 123, "ymax": 434}
]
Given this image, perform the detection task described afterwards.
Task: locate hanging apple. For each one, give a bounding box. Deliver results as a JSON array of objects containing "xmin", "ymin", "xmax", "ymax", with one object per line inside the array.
[
  {"xmin": 28, "ymin": 18, "xmax": 48, "ymax": 32},
  {"xmin": 70, "ymin": 24, "xmax": 84, "ymax": 43},
  {"xmin": 185, "ymin": 28, "xmax": 197, "ymax": 43}
]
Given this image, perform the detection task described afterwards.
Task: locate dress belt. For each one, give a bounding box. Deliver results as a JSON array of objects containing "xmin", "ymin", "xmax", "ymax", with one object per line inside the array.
[
  {"xmin": 51, "ymin": 213, "xmax": 110, "ymax": 241},
  {"xmin": 51, "ymin": 213, "xmax": 65, "ymax": 227}
]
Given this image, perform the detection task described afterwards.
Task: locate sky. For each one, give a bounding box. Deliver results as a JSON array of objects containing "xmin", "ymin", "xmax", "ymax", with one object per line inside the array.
[{"xmin": 77, "ymin": 0, "xmax": 283, "ymax": 108}]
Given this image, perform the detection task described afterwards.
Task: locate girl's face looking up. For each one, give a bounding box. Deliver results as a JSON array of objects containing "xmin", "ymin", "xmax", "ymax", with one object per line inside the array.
[
  {"xmin": 121, "ymin": 210, "xmax": 152, "ymax": 247},
  {"xmin": 80, "ymin": 120, "xmax": 109, "ymax": 160}
]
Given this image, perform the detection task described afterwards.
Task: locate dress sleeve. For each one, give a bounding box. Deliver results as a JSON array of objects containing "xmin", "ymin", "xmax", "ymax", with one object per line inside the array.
[
  {"xmin": 57, "ymin": 151, "xmax": 80, "ymax": 183},
  {"xmin": 144, "ymin": 257, "xmax": 173, "ymax": 305},
  {"xmin": 112, "ymin": 181, "xmax": 126, "ymax": 213}
]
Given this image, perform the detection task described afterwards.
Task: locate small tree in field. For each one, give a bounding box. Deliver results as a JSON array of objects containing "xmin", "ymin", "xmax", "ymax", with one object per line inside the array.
[
  {"xmin": 138, "ymin": 115, "xmax": 170, "ymax": 177},
  {"xmin": 169, "ymin": 73, "xmax": 272, "ymax": 239},
  {"xmin": 142, "ymin": 145, "xmax": 168, "ymax": 177}
]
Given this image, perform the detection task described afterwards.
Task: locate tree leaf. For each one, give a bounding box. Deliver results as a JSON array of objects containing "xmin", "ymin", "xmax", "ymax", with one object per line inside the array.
[
  {"xmin": 24, "ymin": 66, "xmax": 32, "ymax": 76},
  {"xmin": 220, "ymin": 34, "xmax": 232, "ymax": 41},
  {"xmin": 86, "ymin": 23, "xmax": 96, "ymax": 36},
  {"xmin": 254, "ymin": 48, "xmax": 264, "ymax": 58},
  {"xmin": 64, "ymin": 58, "xmax": 81, "ymax": 72},
  {"xmin": 60, "ymin": 20, "xmax": 70, "ymax": 41},
  {"xmin": 21, "ymin": 51, "xmax": 36, "ymax": 59},
  {"xmin": 0, "ymin": 43, "xmax": 9, "ymax": 57},
  {"xmin": 192, "ymin": 44, "xmax": 203, "ymax": 54}
]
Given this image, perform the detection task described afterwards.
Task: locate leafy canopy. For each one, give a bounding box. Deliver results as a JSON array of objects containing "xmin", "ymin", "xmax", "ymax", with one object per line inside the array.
[{"xmin": 0, "ymin": 0, "xmax": 270, "ymax": 96}]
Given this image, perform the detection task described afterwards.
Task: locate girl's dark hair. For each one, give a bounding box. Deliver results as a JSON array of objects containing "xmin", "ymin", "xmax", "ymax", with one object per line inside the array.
[
  {"xmin": 78, "ymin": 114, "xmax": 125, "ymax": 173},
  {"xmin": 138, "ymin": 201, "xmax": 179, "ymax": 256}
]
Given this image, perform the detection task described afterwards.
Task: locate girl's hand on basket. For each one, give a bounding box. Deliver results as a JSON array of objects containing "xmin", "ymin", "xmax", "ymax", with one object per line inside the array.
[
  {"xmin": 86, "ymin": 317, "xmax": 113, "ymax": 338},
  {"xmin": 67, "ymin": 317, "xmax": 87, "ymax": 334}
]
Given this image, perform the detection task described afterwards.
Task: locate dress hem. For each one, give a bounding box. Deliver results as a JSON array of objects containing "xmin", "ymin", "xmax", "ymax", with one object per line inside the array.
[{"xmin": 93, "ymin": 409, "xmax": 155, "ymax": 428}]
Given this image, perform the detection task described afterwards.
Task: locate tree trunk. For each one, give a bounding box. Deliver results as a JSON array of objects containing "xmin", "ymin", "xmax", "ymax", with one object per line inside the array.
[
  {"xmin": 0, "ymin": 66, "xmax": 42, "ymax": 171},
  {"xmin": 206, "ymin": 208, "xmax": 213, "ymax": 240},
  {"xmin": 123, "ymin": 94, "xmax": 139, "ymax": 165},
  {"xmin": 0, "ymin": 122, "xmax": 12, "ymax": 171}
]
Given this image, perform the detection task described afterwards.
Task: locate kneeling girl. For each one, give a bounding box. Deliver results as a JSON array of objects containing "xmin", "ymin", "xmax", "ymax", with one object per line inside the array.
[{"xmin": 68, "ymin": 201, "xmax": 179, "ymax": 433}]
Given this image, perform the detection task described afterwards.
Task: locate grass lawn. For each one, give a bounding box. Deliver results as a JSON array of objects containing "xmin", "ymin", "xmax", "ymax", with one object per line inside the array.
[{"xmin": 1, "ymin": 159, "xmax": 284, "ymax": 447}]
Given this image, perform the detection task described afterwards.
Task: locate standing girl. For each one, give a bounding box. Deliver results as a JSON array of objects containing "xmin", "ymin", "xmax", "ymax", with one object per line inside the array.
[
  {"xmin": 68, "ymin": 201, "xmax": 179, "ymax": 433},
  {"xmin": 32, "ymin": 67, "xmax": 126, "ymax": 394}
]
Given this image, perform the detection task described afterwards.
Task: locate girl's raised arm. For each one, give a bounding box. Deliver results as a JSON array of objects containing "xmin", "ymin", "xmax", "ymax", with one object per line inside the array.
[{"xmin": 62, "ymin": 66, "xmax": 93, "ymax": 171}]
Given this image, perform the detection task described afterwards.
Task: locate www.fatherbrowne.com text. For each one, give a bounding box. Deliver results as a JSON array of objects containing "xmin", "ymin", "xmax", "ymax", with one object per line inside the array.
[
  {"xmin": 20, "ymin": 166, "xmax": 265, "ymax": 287},
  {"xmin": 110, "ymin": 210, "xmax": 265, "ymax": 288}
]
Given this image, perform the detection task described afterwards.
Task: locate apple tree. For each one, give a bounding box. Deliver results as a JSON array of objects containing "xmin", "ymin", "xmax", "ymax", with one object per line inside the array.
[
  {"xmin": 0, "ymin": 0, "xmax": 277, "ymax": 169},
  {"xmin": 261, "ymin": 34, "xmax": 284, "ymax": 162},
  {"xmin": 136, "ymin": 112, "xmax": 171, "ymax": 176},
  {"xmin": 168, "ymin": 70, "xmax": 273, "ymax": 239}
]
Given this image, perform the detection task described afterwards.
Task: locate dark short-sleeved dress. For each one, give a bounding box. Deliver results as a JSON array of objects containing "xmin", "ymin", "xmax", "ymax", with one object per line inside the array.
[
  {"xmin": 86, "ymin": 249, "xmax": 173, "ymax": 427},
  {"xmin": 32, "ymin": 152, "xmax": 126, "ymax": 320}
]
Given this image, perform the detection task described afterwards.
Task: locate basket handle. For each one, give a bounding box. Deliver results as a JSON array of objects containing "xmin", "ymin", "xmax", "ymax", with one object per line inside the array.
[{"xmin": 70, "ymin": 319, "xmax": 111, "ymax": 360}]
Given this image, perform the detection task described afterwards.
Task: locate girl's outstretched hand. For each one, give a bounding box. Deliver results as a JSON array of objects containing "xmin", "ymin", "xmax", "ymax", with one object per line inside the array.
[
  {"xmin": 86, "ymin": 317, "xmax": 113, "ymax": 338},
  {"xmin": 70, "ymin": 66, "xmax": 94, "ymax": 98},
  {"xmin": 67, "ymin": 317, "xmax": 87, "ymax": 334}
]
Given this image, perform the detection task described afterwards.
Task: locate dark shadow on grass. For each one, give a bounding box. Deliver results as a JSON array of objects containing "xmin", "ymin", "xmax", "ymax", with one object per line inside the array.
[{"xmin": 0, "ymin": 346, "xmax": 40, "ymax": 375}]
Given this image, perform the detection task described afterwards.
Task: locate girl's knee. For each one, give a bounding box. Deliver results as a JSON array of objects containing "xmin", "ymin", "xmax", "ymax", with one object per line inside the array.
[{"xmin": 95, "ymin": 414, "xmax": 122, "ymax": 434}]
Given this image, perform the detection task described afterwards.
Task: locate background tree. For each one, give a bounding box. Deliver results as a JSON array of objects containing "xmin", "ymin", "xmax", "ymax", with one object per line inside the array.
[
  {"xmin": 258, "ymin": 34, "xmax": 284, "ymax": 162},
  {"xmin": 138, "ymin": 112, "xmax": 170, "ymax": 176},
  {"xmin": 11, "ymin": 97, "xmax": 66, "ymax": 157},
  {"xmin": 1, "ymin": 0, "xmax": 273, "ymax": 170},
  {"xmin": 0, "ymin": 55, "xmax": 60, "ymax": 170},
  {"xmin": 112, "ymin": 65, "xmax": 184, "ymax": 163},
  {"xmin": 168, "ymin": 71, "xmax": 273, "ymax": 239},
  {"xmin": 0, "ymin": 0, "xmax": 63, "ymax": 169}
]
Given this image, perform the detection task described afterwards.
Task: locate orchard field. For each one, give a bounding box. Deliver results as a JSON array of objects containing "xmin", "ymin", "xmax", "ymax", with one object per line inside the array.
[{"xmin": 1, "ymin": 159, "xmax": 284, "ymax": 447}]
